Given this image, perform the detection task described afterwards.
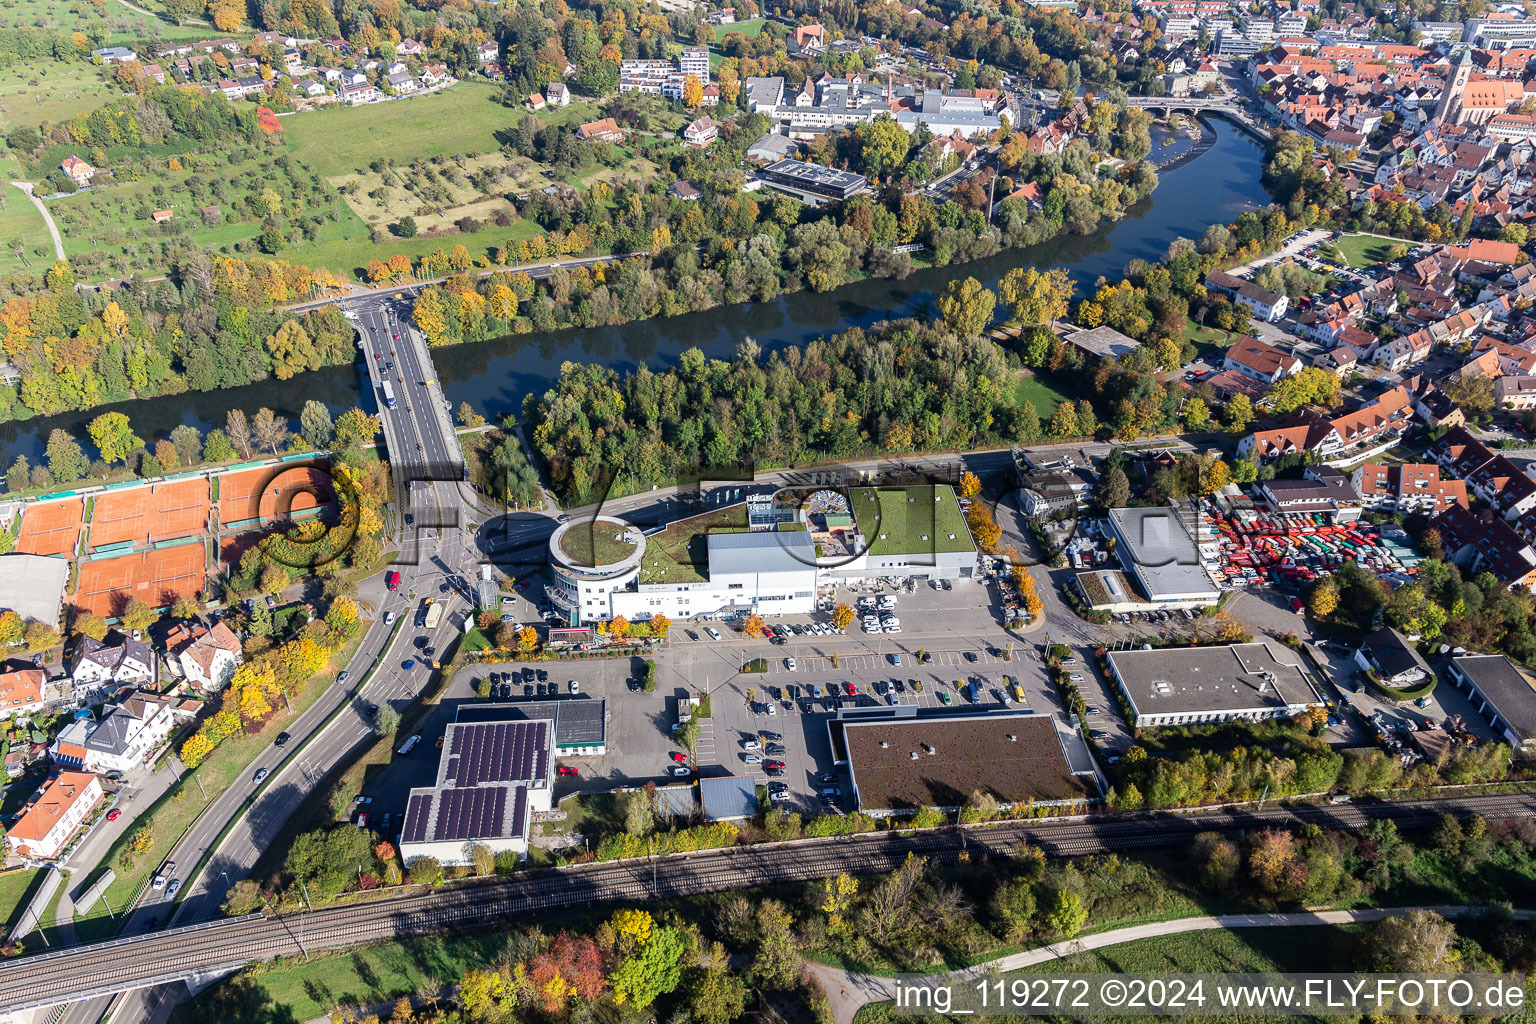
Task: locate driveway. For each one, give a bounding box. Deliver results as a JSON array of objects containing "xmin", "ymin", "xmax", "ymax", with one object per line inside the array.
[{"xmin": 10, "ymin": 182, "xmax": 64, "ymax": 260}]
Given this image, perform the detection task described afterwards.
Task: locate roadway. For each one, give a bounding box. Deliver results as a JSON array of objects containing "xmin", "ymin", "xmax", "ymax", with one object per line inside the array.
[
  {"xmin": 53, "ymin": 297, "xmax": 481, "ymax": 1024},
  {"xmin": 8, "ymin": 791, "xmax": 1536, "ymax": 1012}
]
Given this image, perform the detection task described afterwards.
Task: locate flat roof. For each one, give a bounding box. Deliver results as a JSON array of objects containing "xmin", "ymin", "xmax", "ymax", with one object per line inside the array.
[
  {"xmin": 707, "ymin": 529, "xmax": 817, "ymax": 575},
  {"xmin": 0, "ymin": 554, "xmax": 69, "ymax": 624},
  {"xmin": 401, "ymin": 783, "xmax": 528, "ymax": 845},
  {"xmin": 1107, "ymin": 642, "xmax": 1320, "ymax": 716},
  {"xmin": 637, "ymin": 504, "xmax": 748, "ymax": 585},
  {"xmin": 844, "ymin": 712, "xmax": 1091, "ymax": 810},
  {"xmin": 1451, "ymin": 654, "xmax": 1536, "ymax": 741},
  {"xmin": 699, "ymin": 775, "xmax": 758, "ymax": 820},
  {"xmin": 459, "ymin": 699, "xmax": 607, "ymax": 747},
  {"xmin": 850, "ymin": 486, "xmax": 975, "ymax": 557},
  {"xmin": 1108, "ymin": 506, "xmax": 1218, "ymax": 599},
  {"xmin": 760, "ymin": 158, "xmax": 867, "ymax": 190},
  {"xmin": 558, "ymin": 522, "xmax": 638, "ymax": 567},
  {"xmin": 1066, "ymin": 325, "xmax": 1141, "ymax": 359},
  {"xmin": 440, "ymin": 719, "xmax": 550, "ymax": 787}
]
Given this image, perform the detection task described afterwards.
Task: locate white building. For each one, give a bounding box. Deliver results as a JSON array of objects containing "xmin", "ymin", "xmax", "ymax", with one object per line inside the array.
[
  {"xmin": 1105, "ymin": 642, "xmax": 1322, "ymax": 727},
  {"xmin": 50, "ymin": 693, "xmax": 175, "ymax": 776},
  {"xmin": 4, "ymin": 772, "xmax": 102, "ymax": 860},
  {"xmin": 398, "ymin": 717, "xmax": 554, "ymax": 866},
  {"xmin": 166, "ymin": 621, "xmax": 242, "ymax": 690},
  {"xmin": 71, "ymin": 633, "xmax": 155, "ymax": 692},
  {"xmin": 1103, "ymin": 506, "xmax": 1221, "ymax": 608}
]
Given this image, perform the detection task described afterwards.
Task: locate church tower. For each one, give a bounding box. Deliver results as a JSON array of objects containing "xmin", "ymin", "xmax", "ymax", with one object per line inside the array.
[{"xmin": 1435, "ymin": 48, "xmax": 1473, "ymax": 126}]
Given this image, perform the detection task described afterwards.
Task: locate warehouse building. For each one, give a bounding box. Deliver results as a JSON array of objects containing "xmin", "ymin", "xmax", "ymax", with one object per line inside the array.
[
  {"xmin": 756, "ymin": 159, "xmax": 869, "ymax": 202},
  {"xmin": 457, "ymin": 699, "xmax": 608, "ymax": 756},
  {"xmin": 1445, "ymin": 654, "xmax": 1536, "ymax": 750},
  {"xmin": 398, "ymin": 717, "xmax": 553, "ymax": 866},
  {"xmin": 1105, "ymin": 641, "xmax": 1322, "ymax": 727},
  {"xmin": 1104, "ymin": 506, "xmax": 1221, "ymax": 609},
  {"xmin": 835, "ymin": 708, "xmax": 1096, "ymax": 813}
]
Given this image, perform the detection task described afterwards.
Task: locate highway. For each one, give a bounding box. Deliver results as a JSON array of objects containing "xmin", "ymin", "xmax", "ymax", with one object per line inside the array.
[
  {"xmin": 52, "ymin": 297, "xmax": 482, "ymax": 1024},
  {"xmin": 8, "ymin": 791, "xmax": 1536, "ymax": 1011}
]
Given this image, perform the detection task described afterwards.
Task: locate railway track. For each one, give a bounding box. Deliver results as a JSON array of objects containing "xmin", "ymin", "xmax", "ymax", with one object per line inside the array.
[{"xmin": 5, "ymin": 792, "xmax": 1533, "ymax": 1011}]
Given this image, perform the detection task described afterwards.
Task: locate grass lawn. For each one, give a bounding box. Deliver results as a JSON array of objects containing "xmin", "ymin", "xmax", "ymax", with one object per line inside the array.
[
  {"xmin": 1183, "ymin": 315, "xmax": 1234, "ymax": 360},
  {"xmin": 0, "ymin": 868, "xmax": 44, "ymax": 938},
  {"xmin": 1012, "ymin": 373, "xmax": 1071, "ymax": 418},
  {"xmin": 853, "ymin": 926, "xmax": 1357, "ymax": 1024},
  {"xmin": 558, "ymin": 521, "xmax": 638, "ymax": 566},
  {"xmin": 283, "ymin": 84, "xmax": 516, "ymax": 177},
  {"xmin": 0, "ymin": 60, "xmax": 116, "ymax": 130},
  {"xmin": 71, "ymin": 635, "xmax": 363, "ymax": 944},
  {"xmin": 1328, "ymin": 232, "xmax": 1409, "ymax": 268},
  {"xmin": 277, "ymin": 205, "xmax": 544, "ymax": 280},
  {"xmin": 715, "ymin": 18, "xmax": 768, "ymax": 37}
]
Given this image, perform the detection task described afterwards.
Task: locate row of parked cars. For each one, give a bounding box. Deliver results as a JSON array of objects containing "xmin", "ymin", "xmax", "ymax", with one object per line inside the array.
[{"xmin": 1116, "ymin": 608, "xmax": 1199, "ymax": 625}]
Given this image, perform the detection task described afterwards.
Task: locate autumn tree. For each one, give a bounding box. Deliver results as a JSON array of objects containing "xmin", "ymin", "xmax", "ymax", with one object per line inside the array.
[
  {"xmin": 648, "ymin": 613, "xmax": 670, "ymax": 639},
  {"xmin": 87, "ymin": 412, "xmax": 142, "ymax": 465},
  {"xmin": 74, "ymin": 612, "xmax": 109, "ymax": 640},
  {"xmin": 24, "ymin": 620, "xmax": 61, "ymax": 651},
  {"xmin": 683, "ymin": 75, "xmax": 703, "ymax": 108},
  {"xmin": 741, "ymin": 614, "xmax": 765, "ymax": 637},
  {"xmin": 959, "ymin": 471, "xmax": 982, "ymax": 498},
  {"xmin": 226, "ymin": 409, "xmax": 254, "ymax": 458},
  {"xmin": 121, "ymin": 597, "xmax": 159, "ymax": 632},
  {"xmin": 935, "ymin": 276, "xmax": 997, "ymax": 338},
  {"xmin": 517, "ymin": 625, "xmax": 538, "ymax": 652},
  {"xmin": 1001, "ymin": 266, "xmax": 1073, "ymax": 326},
  {"xmin": 831, "ymin": 603, "xmax": 855, "ymax": 630},
  {"xmin": 250, "ymin": 407, "xmax": 290, "ymax": 454},
  {"xmin": 0, "ymin": 611, "xmax": 22, "ymax": 646},
  {"xmin": 1308, "ymin": 578, "xmax": 1339, "ymax": 617}
]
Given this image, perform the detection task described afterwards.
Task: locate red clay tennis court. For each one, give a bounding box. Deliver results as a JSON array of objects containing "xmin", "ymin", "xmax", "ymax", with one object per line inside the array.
[
  {"xmin": 17, "ymin": 498, "xmax": 83, "ymax": 557},
  {"xmin": 76, "ymin": 543, "xmax": 206, "ymax": 618},
  {"xmin": 91, "ymin": 478, "xmax": 211, "ymax": 548},
  {"xmin": 219, "ymin": 464, "xmax": 334, "ymax": 527}
]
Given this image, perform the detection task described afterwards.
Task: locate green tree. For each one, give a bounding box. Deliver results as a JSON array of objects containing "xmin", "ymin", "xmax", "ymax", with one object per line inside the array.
[
  {"xmin": 203, "ymin": 429, "xmax": 236, "ymax": 463},
  {"xmin": 935, "ymin": 276, "xmax": 997, "ymax": 338},
  {"xmin": 1043, "ymin": 889, "xmax": 1087, "ymax": 938},
  {"xmin": 397, "ymin": 216, "xmax": 418, "ymax": 238},
  {"xmin": 1183, "ymin": 396, "xmax": 1210, "ymax": 430},
  {"xmin": 373, "ymin": 705, "xmax": 400, "ymax": 736},
  {"xmin": 1223, "ymin": 394, "xmax": 1254, "ymax": 433},
  {"xmin": 1000, "ymin": 266, "xmax": 1073, "ymax": 326},
  {"xmin": 1093, "ymin": 465, "xmax": 1130, "ymax": 509},
  {"xmin": 45, "ymin": 429, "xmax": 89, "ymax": 483},
  {"xmin": 990, "ymin": 878, "xmax": 1037, "ymax": 941},
  {"xmin": 298, "ymin": 400, "xmax": 333, "ymax": 450},
  {"xmin": 121, "ymin": 598, "xmax": 158, "ymax": 632},
  {"xmin": 687, "ymin": 942, "xmax": 749, "ymax": 1024},
  {"xmin": 86, "ymin": 412, "xmax": 141, "ymax": 466},
  {"xmin": 611, "ymin": 925, "xmax": 687, "ymax": 1008}
]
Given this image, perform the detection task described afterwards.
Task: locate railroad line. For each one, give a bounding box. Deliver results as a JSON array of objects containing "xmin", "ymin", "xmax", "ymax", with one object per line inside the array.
[{"xmin": 4, "ymin": 792, "xmax": 1533, "ymax": 1011}]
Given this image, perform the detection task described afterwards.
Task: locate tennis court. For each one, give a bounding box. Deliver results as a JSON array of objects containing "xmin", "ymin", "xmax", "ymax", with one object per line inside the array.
[
  {"xmin": 17, "ymin": 499, "xmax": 83, "ymax": 557},
  {"xmin": 76, "ymin": 543, "xmax": 207, "ymax": 618},
  {"xmin": 92, "ymin": 478, "xmax": 211, "ymax": 548},
  {"xmin": 219, "ymin": 464, "xmax": 334, "ymax": 528}
]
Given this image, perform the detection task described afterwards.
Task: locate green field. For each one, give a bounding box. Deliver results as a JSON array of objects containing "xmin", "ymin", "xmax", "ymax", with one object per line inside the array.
[
  {"xmin": 716, "ymin": 17, "xmax": 769, "ymax": 37},
  {"xmin": 855, "ymin": 926, "xmax": 1354, "ymax": 1024},
  {"xmin": 0, "ymin": 869, "xmax": 44, "ymax": 938},
  {"xmin": 283, "ymin": 84, "xmax": 519, "ymax": 176},
  {"xmin": 1013, "ymin": 373, "xmax": 1071, "ymax": 417},
  {"xmin": 0, "ymin": 163, "xmax": 59, "ymax": 277},
  {"xmin": 276, "ymin": 206, "xmax": 544, "ymax": 279},
  {"xmin": 0, "ymin": 60, "xmax": 116, "ymax": 129},
  {"xmin": 1183, "ymin": 315, "xmax": 1234, "ymax": 360},
  {"xmin": 1328, "ymin": 233, "xmax": 1408, "ymax": 268}
]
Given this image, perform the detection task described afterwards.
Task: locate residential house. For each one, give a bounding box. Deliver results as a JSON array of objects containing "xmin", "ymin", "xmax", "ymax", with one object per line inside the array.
[
  {"xmin": 91, "ymin": 46, "xmax": 138, "ymax": 64},
  {"xmin": 578, "ymin": 118, "xmax": 626, "ymax": 142},
  {"xmin": 1432, "ymin": 504, "xmax": 1536, "ymax": 589},
  {"xmin": 1222, "ymin": 336, "xmax": 1304, "ymax": 383},
  {"xmin": 545, "ymin": 82, "xmax": 571, "ymax": 107},
  {"xmin": 1465, "ymin": 454, "xmax": 1536, "ymax": 518},
  {"xmin": 1351, "ymin": 463, "xmax": 1468, "ymax": 514},
  {"xmin": 385, "ymin": 68, "xmax": 417, "ymax": 94},
  {"xmin": 4, "ymin": 772, "xmax": 103, "ymax": 860},
  {"xmin": 1205, "ymin": 270, "xmax": 1290, "ymax": 322},
  {"xmin": 683, "ymin": 116, "xmax": 718, "ymax": 147},
  {"xmin": 1239, "ymin": 385, "xmax": 1414, "ymax": 462},
  {"xmin": 166, "ymin": 621, "xmax": 242, "ymax": 690},
  {"xmin": 789, "ymin": 24, "xmax": 827, "ymax": 55},
  {"xmin": 60, "ymin": 156, "xmax": 95, "ymax": 186},
  {"xmin": 1497, "ymin": 374, "xmax": 1536, "ymax": 408},
  {"xmin": 71, "ymin": 633, "xmax": 154, "ymax": 692},
  {"xmin": 50, "ymin": 692, "xmax": 175, "ymax": 775},
  {"xmin": 477, "ymin": 40, "xmax": 499, "ymax": 64},
  {"xmin": 1354, "ymin": 626, "xmax": 1432, "ymax": 687},
  {"xmin": 0, "ymin": 664, "xmax": 46, "ymax": 720}
]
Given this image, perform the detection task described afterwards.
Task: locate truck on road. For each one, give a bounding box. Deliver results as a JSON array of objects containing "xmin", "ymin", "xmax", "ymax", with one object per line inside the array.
[
  {"xmin": 423, "ymin": 600, "xmax": 443, "ymax": 629},
  {"xmin": 380, "ymin": 379, "xmax": 397, "ymax": 409}
]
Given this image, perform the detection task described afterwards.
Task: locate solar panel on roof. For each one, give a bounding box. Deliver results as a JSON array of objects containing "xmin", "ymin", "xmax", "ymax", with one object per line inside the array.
[{"xmin": 402, "ymin": 792, "xmax": 433, "ymax": 844}]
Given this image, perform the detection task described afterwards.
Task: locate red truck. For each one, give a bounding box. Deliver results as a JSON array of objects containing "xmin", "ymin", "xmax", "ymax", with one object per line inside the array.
[{"xmin": 386, "ymin": 570, "xmax": 401, "ymax": 591}]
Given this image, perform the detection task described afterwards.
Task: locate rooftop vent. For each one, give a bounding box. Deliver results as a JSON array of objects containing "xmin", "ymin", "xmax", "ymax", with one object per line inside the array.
[
  {"xmin": 879, "ymin": 740, "xmax": 889, "ymax": 748},
  {"xmin": 910, "ymin": 751, "xmax": 920, "ymax": 759},
  {"xmin": 1007, "ymin": 734, "xmax": 1017, "ymax": 742},
  {"xmin": 923, "ymin": 743, "xmax": 936, "ymax": 755}
]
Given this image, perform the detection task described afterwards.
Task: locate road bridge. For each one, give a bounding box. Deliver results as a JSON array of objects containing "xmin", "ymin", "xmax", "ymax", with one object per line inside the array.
[{"xmin": 1125, "ymin": 97, "xmax": 1272, "ymax": 142}]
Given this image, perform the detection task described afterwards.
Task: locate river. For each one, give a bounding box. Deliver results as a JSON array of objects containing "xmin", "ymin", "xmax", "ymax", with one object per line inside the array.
[{"xmin": 0, "ymin": 118, "xmax": 1268, "ymax": 468}]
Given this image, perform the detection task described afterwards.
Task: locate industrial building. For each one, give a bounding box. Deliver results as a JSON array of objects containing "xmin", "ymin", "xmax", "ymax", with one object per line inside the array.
[
  {"xmin": 1445, "ymin": 654, "xmax": 1536, "ymax": 750},
  {"xmin": 1104, "ymin": 506, "xmax": 1221, "ymax": 609},
  {"xmin": 457, "ymin": 699, "xmax": 608, "ymax": 756},
  {"xmin": 398, "ymin": 716, "xmax": 554, "ymax": 866},
  {"xmin": 1104, "ymin": 642, "xmax": 1322, "ymax": 727},
  {"xmin": 832, "ymin": 707, "xmax": 1097, "ymax": 813}
]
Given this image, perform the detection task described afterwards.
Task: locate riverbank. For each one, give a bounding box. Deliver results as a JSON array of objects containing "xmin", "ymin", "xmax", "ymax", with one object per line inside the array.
[{"xmin": 0, "ymin": 121, "xmax": 1269, "ymax": 469}]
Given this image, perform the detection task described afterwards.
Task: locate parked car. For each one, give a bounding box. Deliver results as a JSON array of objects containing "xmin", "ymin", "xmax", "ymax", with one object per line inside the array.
[
  {"xmin": 106, "ymin": 809, "xmax": 121, "ymax": 822},
  {"xmin": 557, "ymin": 765, "xmax": 579, "ymax": 776},
  {"xmin": 670, "ymin": 765, "xmax": 691, "ymax": 776}
]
